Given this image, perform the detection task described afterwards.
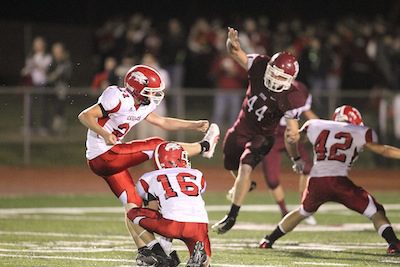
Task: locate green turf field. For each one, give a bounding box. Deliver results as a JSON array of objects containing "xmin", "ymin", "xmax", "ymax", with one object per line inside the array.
[{"xmin": 0, "ymin": 192, "xmax": 399, "ymax": 266}]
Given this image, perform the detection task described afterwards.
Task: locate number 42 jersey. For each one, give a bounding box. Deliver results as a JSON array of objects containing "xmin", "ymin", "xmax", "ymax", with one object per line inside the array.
[
  {"xmin": 301, "ymin": 119, "xmax": 378, "ymax": 177},
  {"xmin": 137, "ymin": 167, "xmax": 208, "ymax": 224}
]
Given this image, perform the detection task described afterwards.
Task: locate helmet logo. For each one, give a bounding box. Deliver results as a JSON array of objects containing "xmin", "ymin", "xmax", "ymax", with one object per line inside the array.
[
  {"xmin": 128, "ymin": 71, "xmax": 148, "ymax": 85},
  {"xmin": 164, "ymin": 143, "xmax": 182, "ymax": 151}
]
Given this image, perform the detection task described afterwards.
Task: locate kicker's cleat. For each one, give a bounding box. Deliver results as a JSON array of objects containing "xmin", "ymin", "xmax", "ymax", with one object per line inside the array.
[
  {"xmin": 136, "ymin": 247, "xmax": 158, "ymax": 266},
  {"xmin": 387, "ymin": 241, "xmax": 400, "ymax": 255},
  {"xmin": 186, "ymin": 241, "xmax": 207, "ymax": 267},
  {"xmin": 212, "ymin": 215, "xmax": 236, "ymax": 234},
  {"xmin": 201, "ymin": 123, "xmax": 220, "ymax": 159},
  {"xmin": 259, "ymin": 236, "xmax": 273, "ymax": 249}
]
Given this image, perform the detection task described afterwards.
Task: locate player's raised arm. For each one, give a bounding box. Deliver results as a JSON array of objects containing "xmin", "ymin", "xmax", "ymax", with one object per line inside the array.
[
  {"xmin": 364, "ymin": 142, "xmax": 400, "ymax": 159},
  {"xmin": 226, "ymin": 27, "xmax": 248, "ymax": 70}
]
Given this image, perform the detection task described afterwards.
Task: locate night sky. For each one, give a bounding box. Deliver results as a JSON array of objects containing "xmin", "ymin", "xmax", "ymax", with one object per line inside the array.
[{"xmin": 1, "ymin": 0, "xmax": 398, "ymax": 26}]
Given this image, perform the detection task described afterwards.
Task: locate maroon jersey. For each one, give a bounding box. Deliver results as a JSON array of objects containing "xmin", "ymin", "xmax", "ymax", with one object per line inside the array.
[{"xmin": 233, "ymin": 55, "xmax": 307, "ymax": 137}]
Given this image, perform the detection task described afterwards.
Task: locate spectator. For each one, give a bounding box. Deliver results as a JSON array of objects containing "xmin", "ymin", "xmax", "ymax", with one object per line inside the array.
[
  {"xmin": 20, "ymin": 36, "xmax": 52, "ymax": 135},
  {"xmin": 160, "ymin": 18, "xmax": 186, "ymax": 116},
  {"xmin": 46, "ymin": 42, "xmax": 73, "ymax": 135},
  {"xmin": 91, "ymin": 56, "xmax": 117, "ymax": 92},
  {"xmin": 114, "ymin": 55, "xmax": 135, "ymax": 87},
  {"xmin": 210, "ymin": 53, "xmax": 246, "ymax": 129}
]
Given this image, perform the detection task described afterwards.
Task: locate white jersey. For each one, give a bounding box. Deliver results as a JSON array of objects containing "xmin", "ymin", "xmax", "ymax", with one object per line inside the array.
[
  {"xmin": 86, "ymin": 86, "xmax": 157, "ymax": 159},
  {"xmin": 302, "ymin": 119, "xmax": 378, "ymax": 177},
  {"xmin": 137, "ymin": 167, "xmax": 208, "ymax": 224}
]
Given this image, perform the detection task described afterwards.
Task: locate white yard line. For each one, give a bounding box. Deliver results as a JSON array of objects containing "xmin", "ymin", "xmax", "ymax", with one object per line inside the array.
[
  {"xmin": 1, "ymin": 204, "xmax": 400, "ymax": 215},
  {"xmin": 293, "ymin": 262, "xmax": 350, "ymax": 266},
  {"xmin": 0, "ymin": 253, "xmax": 135, "ymax": 263}
]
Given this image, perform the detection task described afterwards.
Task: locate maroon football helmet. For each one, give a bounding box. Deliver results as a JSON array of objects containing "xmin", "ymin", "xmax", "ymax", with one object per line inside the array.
[
  {"xmin": 124, "ymin": 65, "xmax": 165, "ymax": 105},
  {"xmin": 264, "ymin": 52, "xmax": 299, "ymax": 92},
  {"xmin": 154, "ymin": 142, "xmax": 191, "ymax": 169},
  {"xmin": 332, "ymin": 105, "xmax": 364, "ymax": 126}
]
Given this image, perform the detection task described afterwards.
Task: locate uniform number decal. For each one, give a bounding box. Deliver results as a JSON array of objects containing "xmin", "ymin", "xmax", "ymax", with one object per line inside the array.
[
  {"xmin": 247, "ymin": 95, "xmax": 268, "ymax": 122},
  {"xmin": 112, "ymin": 123, "xmax": 129, "ymax": 138},
  {"xmin": 157, "ymin": 173, "xmax": 199, "ymax": 199},
  {"xmin": 314, "ymin": 130, "xmax": 357, "ymax": 163}
]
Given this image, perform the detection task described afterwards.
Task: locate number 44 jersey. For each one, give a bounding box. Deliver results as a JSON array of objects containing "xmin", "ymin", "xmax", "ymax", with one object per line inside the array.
[
  {"xmin": 301, "ymin": 119, "xmax": 378, "ymax": 177},
  {"xmin": 137, "ymin": 167, "xmax": 209, "ymax": 224}
]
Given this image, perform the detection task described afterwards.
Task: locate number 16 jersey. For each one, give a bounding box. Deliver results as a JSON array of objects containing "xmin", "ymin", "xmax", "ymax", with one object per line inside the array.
[
  {"xmin": 137, "ymin": 167, "xmax": 208, "ymax": 224},
  {"xmin": 301, "ymin": 119, "xmax": 378, "ymax": 177}
]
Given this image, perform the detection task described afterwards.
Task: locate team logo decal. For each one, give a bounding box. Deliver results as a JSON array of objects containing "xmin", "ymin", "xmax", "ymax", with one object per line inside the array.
[
  {"xmin": 128, "ymin": 71, "xmax": 148, "ymax": 85},
  {"xmin": 164, "ymin": 143, "xmax": 181, "ymax": 151}
]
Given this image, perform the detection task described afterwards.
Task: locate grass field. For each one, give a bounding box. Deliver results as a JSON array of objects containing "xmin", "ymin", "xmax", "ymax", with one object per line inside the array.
[{"xmin": 0, "ymin": 192, "xmax": 399, "ymax": 266}]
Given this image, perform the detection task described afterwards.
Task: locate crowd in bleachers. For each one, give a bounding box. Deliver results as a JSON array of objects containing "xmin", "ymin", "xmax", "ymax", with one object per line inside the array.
[{"xmin": 92, "ymin": 13, "xmax": 400, "ymax": 93}]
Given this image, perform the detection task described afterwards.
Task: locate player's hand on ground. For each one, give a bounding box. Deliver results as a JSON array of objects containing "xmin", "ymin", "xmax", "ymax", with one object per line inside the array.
[
  {"xmin": 227, "ymin": 27, "xmax": 241, "ymax": 53},
  {"xmin": 291, "ymin": 157, "xmax": 305, "ymax": 174},
  {"xmin": 104, "ymin": 133, "xmax": 118, "ymax": 145},
  {"xmin": 195, "ymin": 120, "xmax": 209, "ymax": 133}
]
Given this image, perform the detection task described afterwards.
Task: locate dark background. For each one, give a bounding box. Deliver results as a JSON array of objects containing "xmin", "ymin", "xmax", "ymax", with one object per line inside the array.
[
  {"xmin": 1, "ymin": 0, "xmax": 399, "ymax": 25},
  {"xmin": 0, "ymin": 0, "xmax": 399, "ymax": 86}
]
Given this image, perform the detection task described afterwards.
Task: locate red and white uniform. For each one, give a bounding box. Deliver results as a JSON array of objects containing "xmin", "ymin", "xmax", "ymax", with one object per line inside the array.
[
  {"xmin": 86, "ymin": 86, "xmax": 164, "ymax": 207},
  {"xmin": 302, "ymin": 119, "xmax": 378, "ymax": 177},
  {"xmin": 299, "ymin": 119, "xmax": 383, "ymax": 218},
  {"xmin": 86, "ymin": 85, "xmax": 157, "ymax": 160},
  {"xmin": 137, "ymin": 167, "xmax": 208, "ymax": 223},
  {"xmin": 128, "ymin": 167, "xmax": 211, "ymax": 256}
]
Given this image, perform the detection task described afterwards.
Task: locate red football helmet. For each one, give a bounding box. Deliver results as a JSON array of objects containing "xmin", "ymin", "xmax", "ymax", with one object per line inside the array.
[
  {"xmin": 154, "ymin": 142, "xmax": 191, "ymax": 169},
  {"xmin": 124, "ymin": 65, "xmax": 165, "ymax": 105},
  {"xmin": 332, "ymin": 105, "xmax": 364, "ymax": 126},
  {"xmin": 264, "ymin": 52, "xmax": 299, "ymax": 92}
]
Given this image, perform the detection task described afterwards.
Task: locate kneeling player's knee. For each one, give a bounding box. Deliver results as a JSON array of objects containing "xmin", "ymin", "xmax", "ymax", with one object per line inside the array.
[{"xmin": 127, "ymin": 207, "xmax": 160, "ymax": 224}]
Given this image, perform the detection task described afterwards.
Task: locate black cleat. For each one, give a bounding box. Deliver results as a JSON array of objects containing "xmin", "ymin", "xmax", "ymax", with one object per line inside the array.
[
  {"xmin": 211, "ymin": 215, "xmax": 236, "ymax": 234},
  {"xmin": 186, "ymin": 241, "xmax": 207, "ymax": 267},
  {"xmin": 249, "ymin": 180, "xmax": 257, "ymax": 192},
  {"xmin": 136, "ymin": 247, "xmax": 158, "ymax": 266}
]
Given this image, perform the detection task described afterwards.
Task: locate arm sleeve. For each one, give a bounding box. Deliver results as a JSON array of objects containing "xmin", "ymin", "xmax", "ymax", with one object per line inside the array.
[
  {"xmin": 247, "ymin": 54, "xmax": 260, "ymax": 70},
  {"xmin": 200, "ymin": 176, "xmax": 207, "ymax": 194},
  {"xmin": 365, "ymin": 128, "xmax": 378, "ymax": 143},
  {"xmin": 98, "ymin": 87, "xmax": 121, "ymax": 112},
  {"xmin": 136, "ymin": 178, "xmax": 150, "ymax": 201}
]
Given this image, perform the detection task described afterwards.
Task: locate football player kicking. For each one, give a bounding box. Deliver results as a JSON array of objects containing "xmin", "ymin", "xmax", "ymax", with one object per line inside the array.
[
  {"xmin": 78, "ymin": 65, "xmax": 219, "ymax": 266},
  {"xmin": 128, "ymin": 141, "xmax": 211, "ymax": 267},
  {"xmin": 212, "ymin": 27, "xmax": 307, "ymax": 234},
  {"xmin": 259, "ymin": 105, "xmax": 400, "ymax": 255}
]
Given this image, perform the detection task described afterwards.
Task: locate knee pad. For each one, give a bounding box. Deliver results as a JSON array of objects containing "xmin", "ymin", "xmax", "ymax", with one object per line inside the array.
[
  {"xmin": 363, "ymin": 195, "xmax": 385, "ymax": 219},
  {"xmin": 241, "ymin": 136, "xmax": 274, "ymax": 168}
]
